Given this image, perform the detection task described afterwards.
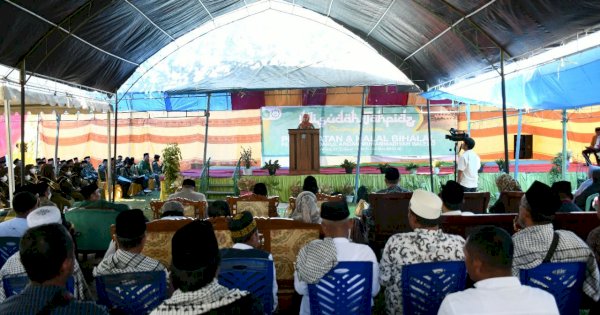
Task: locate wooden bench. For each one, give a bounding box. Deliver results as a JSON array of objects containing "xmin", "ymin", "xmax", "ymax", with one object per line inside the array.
[
  {"xmin": 149, "ymin": 198, "xmax": 207, "ymax": 219},
  {"xmin": 462, "ymin": 192, "xmax": 491, "ymax": 214},
  {"xmin": 226, "ymin": 194, "xmax": 279, "ymax": 217},
  {"xmin": 368, "ymin": 192, "xmax": 413, "ymax": 256},
  {"xmin": 140, "ymin": 218, "xmax": 195, "ymax": 268},
  {"xmin": 287, "ymin": 193, "xmax": 343, "ymax": 217},
  {"xmin": 499, "ymin": 191, "xmax": 525, "ymax": 213}
]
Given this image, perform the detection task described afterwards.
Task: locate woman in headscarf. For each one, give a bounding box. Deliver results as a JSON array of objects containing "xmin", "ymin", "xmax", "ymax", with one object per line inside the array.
[
  {"xmin": 297, "ymin": 113, "xmax": 315, "ymax": 129},
  {"xmin": 291, "ymin": 176, "xmax": 320, "ymax": 223},
  {"xmin": 488, "ymin": 173, "xmax": 522, "ymax": 213}
]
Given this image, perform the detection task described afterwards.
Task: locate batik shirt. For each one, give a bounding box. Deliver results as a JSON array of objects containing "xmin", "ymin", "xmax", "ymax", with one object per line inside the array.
[
  {"xmin": 93, "ymin": 249, "xmax": 167, "ymax": 282},
  {"xmin": 0, "ymin": 252, "xmax": 92, "ymax": 302},
  {"xmin": 379, "ymin": 228, "xmax": 465, "ymax": 315},
  {"xmin": 513, "ymin": 223, "xmax": 600, "ymax": 301}
]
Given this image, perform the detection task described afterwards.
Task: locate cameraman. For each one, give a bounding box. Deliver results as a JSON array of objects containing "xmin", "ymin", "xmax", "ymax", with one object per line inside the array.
[{"xmin": 457, "ymin": 137, "xmax": 480, "ymax": 192}]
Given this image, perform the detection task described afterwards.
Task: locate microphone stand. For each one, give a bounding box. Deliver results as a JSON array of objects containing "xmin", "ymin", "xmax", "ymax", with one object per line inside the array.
[{"xmin": 454, "ymin": 142, "xmax": 459, "ymax": 181}]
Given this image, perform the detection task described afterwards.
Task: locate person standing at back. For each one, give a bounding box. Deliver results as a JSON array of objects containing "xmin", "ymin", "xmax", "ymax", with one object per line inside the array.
[{"xmin": 457, "ymin": 137, "xmax": 480, "ymax": 192}]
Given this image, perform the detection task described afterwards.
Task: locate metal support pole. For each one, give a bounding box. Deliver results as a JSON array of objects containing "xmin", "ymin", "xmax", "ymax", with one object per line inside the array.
[
  {"xmin": 500, "ymin": 50, "xmax": 510, "ymax": 173},
  {"xmin": 19, "ymin": 62, "xmax": 25, "ymax": 186},
  {"xmin": 514, "ymin": 110, "xmax": 523, "ymax": 179},
  {"xmin": 4, "ymin": 101, "xmax": 15, "ymax": 205},
  {"xmin": 353, "ymin": 87, "xmax": 368, "ymax": 201},
  {"xmin": 426, "ymin": 86, "xmax": 434, "ymax": 192},
  {"xmin": 53, "ymin": 113, "xmax": 61, "ymax": 175},
  {"xmin": 562, "ymin": 109, "xmax": 568, "ymax": 180},
  {"xmin": 203, "ymin": 93, "xmax": 211, "ymax": 167},
  {"xmin": 106, "ymin": 110, "xmax": 112, "ymax": 201},
  {"xmin": 466, "ymin": 104, "xmax": 471, "ymax": 136},
  {"xmin": 34, "ymin": 113, "xmax": 40, "ymax": 160},
  {"xmin": 112, "ymin": 93, "xmax": 119, "ymax": 202}
]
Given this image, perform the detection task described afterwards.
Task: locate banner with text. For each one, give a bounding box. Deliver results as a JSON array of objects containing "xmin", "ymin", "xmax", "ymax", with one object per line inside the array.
[{"xmin": 261, "ymin": 106, "xmax": 457, "ymax": 158}]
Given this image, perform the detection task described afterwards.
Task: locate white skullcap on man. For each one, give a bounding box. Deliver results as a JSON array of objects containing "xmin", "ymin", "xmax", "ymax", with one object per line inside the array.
[
  {"xmin": 27, "ymin": 206, "xmax": 62, "ymax": 228},
  {"xmin": 409, "ymin": 189, "xmax": 442, "ymax": 220}
]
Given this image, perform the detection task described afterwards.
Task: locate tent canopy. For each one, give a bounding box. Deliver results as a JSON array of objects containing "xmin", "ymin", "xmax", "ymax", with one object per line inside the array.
[{"xmin": 1, "ymin": 0, "xmax": 600, "ymax": 94}]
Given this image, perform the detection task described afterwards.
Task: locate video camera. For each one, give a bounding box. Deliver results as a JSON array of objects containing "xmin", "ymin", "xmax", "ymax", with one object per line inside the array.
[{"xmin": 445, "ymin": 128, "xmax": 468, "ymax": 142}]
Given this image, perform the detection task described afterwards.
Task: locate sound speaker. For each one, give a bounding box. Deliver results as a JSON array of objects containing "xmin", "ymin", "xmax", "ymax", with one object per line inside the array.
[{"xmin": 514, "ymin": 135, "xmax": 533, "ymax": 159}]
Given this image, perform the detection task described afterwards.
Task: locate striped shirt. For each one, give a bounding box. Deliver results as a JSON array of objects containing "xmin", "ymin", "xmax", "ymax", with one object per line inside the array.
[
  {"xmin": 0, "ymin": 252, "xmax": 91, "ymax": 302},
  {"xmin": 512, "ymin": 223, "xmax": 600, "ymax": 301},
  {"xmin": 93, "ymin": 249, "xmax": 167, "ymax": 280}
]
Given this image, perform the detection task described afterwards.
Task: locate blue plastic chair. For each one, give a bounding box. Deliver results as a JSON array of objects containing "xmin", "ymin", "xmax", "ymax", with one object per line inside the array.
[
  {"xmin": 95, "ymin": 270, "xmax": 167, "ymax": 315},
  {"xmin": 0, "ymin": 237, "xmax": 20, "ymax": 269},
  {"xmin": 3, "ymin": 274, "xmax": 75, "ymax": 298},
  {"xmin": 519, "ymin": 262, "xmax": 585, "ymax": 315},
  {"xmin": 218, "ymin": 258, "xmax": 275, "ymax": 314},
  {"xmin": 308, "ymin": 261, "xmax": 373, "ymax": 315},
  {"xmin": 401, "ymin": 261, "xmax": 467, "ymax": 315}
]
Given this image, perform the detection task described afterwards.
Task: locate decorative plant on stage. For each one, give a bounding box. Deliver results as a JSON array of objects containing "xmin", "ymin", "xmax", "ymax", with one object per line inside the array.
[
  {"xmin": 162, "ymin": 143, "xmax": 182, "ymax": 195},
  {"xmin": 377, "ymin": 163, "xmax": 391, "ymax": 174},
  {"xmin": 405, "ymin": 163, "xmax": 419, "ymax": 174},
  {"xmin": 549, "ymin": 151, "xmax": 572, "ymax": 183},
  {"xmin": 495, "ymin": 159, "xmax": 507, "ymax": 173},
  {"xmin": 240, "ymin": 146, "xmax": 255, "ymax": 169},
  {"xmin": 340, "ymin": 159, "xmax": 357, "ymax": 174},
  {"xmin": 320, "ymin": 184, "xmax": 334, "ymax": 195},
  {"xmin": 290, "ymin": 181, "xmax": 303, "ymax": 197},
  {"xmin": 262, "ymin": 159, "xmax": 281, "ymax": 176},
  {"xmin": 237, "ymin": 177, "xmax": 256, "ymax": 193}
]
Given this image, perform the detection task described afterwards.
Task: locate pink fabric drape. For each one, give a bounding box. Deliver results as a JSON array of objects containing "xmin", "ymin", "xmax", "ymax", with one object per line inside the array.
[
  {"xmin": 367, "ymin": 86, "xmax": 409, "ymax": 105},
  {"xmin": 0, "ymin": 113, "xmax": 23, "ymax": 157},
  {"xmin": 231, "ymin": 91, "xmax": 265, "ymax": 110},
  {"xmin": 302, "ymin": 89, "xmax": 327, "ymax": 105}
]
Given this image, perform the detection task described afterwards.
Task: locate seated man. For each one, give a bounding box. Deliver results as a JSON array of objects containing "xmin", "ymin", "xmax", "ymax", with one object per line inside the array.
[
  {"xmin": 379, "ymin": 190, "xmax": 465, "ymax": 314},
  {"xmin": 72, "ymin": 183, "xmax": 129, "ymax": 212},
  {"xmin": 575, "ymin": 166, "xmax": 600, "ymax": 200},
  {"xmin": 221, "ymin": 211, "xmax": 277, "ymax": 312},
  {"xmin": 513, "ymin": 181, "xmax": 600, "ymax": 302},
  {"xmin": 440, "ymin": 180, "xmax": 473, "ymax": 216},
  {"xmin": 438, "ymin": 226, "xmax": 559, "ymax": 314},
  {"xmin": 208, "ymin": 200, "xmax": 230, "ymax": 218},
  {"xmin": 551, "ymin": 181, "xmax": 582, "ymax": 212},
  {"xmin": 0, "ymin": 191, "xmax": 37, "ymax": 237},
  {"xmin": 582, "ymin": 127, "xmax": 600, "ymax": 166},
  {"xmin": 0, "ymin": 223, "xmax": 107, "ymax": 314},
  {"xmin": 94, "ymin": 209, "xmax": 166, "ymax": 278},
  {"xmin": 0, "ymin": 206, "xmax": 92, "ymax": 302},
  {"xmin": 97, "ymin": 159, "xmax": 107, "ymax": 182},
  {"xmin": 574, "ymin": 169, "xmax": 600, "ymax": 210},
  {"xmin": 150, "ymin": 220, "xmax": 263, "ymax": 314},
  {"xmin": 294, "ymin": 201, "xmax": 379, "ymax": 315},
  {"xmin": 159, "ymin": 201, "xmax": 187, "ymax": 219},
  {"xmin": 168, "ymin": 179, "xmax": 206, "ymax": 201}
]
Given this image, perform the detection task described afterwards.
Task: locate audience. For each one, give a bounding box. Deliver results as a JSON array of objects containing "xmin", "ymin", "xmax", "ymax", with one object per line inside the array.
[
  {"xmin": 150, "ymin": 220, "xmax": 263, "ymax": 314},
  {"xmin": 551, "ymin": 181, "xmax": 582, "ymax": 212},
  {"xmin": 168, "ymin": 179, "xmax": 206, "ymax": 202},
  {"xmin": 294, "ymin": 201, "xmax": 379, "ymax": 315},
  {"xmin": 72, "ymin": 183, "xmax": 129, "ymax": 212},
  {"xmin": 587, "ymin": 196, "xmax": 600, "ymax": 266},
  {"xmin": 438, "ymin": 226, "xmax": 559, "ymax": 315},
  {"xmin": 0, "ymin": 223, "xmax": 106, "ymax": 314},
  {"xmin": 252, "ymin": 183, "xmax": 268, "ymax": 196},
  {"xmin": 208, "ymin": 200, "xmax": 230, "ymax": 218},
  {"xmin": 575, "ymin": 169, "xmax": 600, "ymax": 210},
  {"xmin": 440, "ymin": 180, "xmax": 473, "ymax": 215},
  {"xmin": 513, "ymin": 180, "xmax": 600, "ymax": 302},
  {"xmin": 291, "ymin": 176, "xmax": 320, "ymax": 223},
  {"xmin": 575, "ymin": 166, "xmax": 600, "ymax": 199},
  {"xmin": 379, "ymin": 189, "xmax": 465, "ymax": 315},
  {"xmin": 488, "ymin": 173, "xmax": 521, "ymax": 213},
  {"xmin": 94, "ymin": 210, "xmax": 166, "ymax": 279},
  {"xmin": 221, "ymin": 211, "xmax": 278, "ymax": 312},
  {"xmin": 0, "ymin": 206, "xmax": 92, "ymax": 302},
  {"xmin": 0, "ymin": 191, "xmax": 37, "ymax": 237},
  {"xmin": 159, "ymin": 201, "xmax": 187, "ymax": 219}
]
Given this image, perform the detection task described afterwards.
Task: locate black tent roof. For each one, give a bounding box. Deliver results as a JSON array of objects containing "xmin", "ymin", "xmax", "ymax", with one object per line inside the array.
[{"xmin": 1, "ymin": 0, "xmax": 600, "ymax": 93}]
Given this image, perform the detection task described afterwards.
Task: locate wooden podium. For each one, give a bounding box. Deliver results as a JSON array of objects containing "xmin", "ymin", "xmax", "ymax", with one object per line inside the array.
[{"xmin": 289, "ymin": 129, "xmax": 320, "ymax": 175}]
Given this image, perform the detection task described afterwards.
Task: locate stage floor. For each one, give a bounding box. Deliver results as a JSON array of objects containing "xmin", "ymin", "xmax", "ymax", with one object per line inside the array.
[{"xmin": 182, "ymin": 161, "xmax": 588, "ymax": 178}]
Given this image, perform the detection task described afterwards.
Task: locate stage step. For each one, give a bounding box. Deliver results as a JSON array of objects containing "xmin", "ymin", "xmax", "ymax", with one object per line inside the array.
[{"xmin": 208, "ymin": 184, "xmax": 233, "ymax": 188}]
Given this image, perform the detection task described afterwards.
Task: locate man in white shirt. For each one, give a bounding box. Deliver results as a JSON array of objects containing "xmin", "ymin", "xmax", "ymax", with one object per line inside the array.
[
  {"xmin": 0, "ymin": 192, "xmax": 37, "ymax": 237},
  {"xmin": 457, "ymin": 137, "xmax": 481, "ymax": 192},
  {"xmin": 294, "ymin": 201, "xmax": 379, "ymax": 315},
  {"xmin": 438, "ymin": 226, "xmax": 559, "ymax": 315},
  {"xmin": 168, "ymin": 179, "xmax": 206, "ymax": 202}
]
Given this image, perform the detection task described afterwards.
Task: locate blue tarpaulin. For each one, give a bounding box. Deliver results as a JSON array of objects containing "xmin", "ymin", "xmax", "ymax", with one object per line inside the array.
[{"xmin": 118, "ymin": 92, "xmax": 231, "ymax": 112}]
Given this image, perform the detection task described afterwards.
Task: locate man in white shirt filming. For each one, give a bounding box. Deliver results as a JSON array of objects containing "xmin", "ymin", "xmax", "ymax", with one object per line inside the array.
[{"xmin": 457, "ymin": 137, "xmax": 480, "ymax": 192}]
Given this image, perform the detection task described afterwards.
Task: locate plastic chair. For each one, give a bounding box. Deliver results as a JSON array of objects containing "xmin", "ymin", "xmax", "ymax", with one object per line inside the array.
[
  {"xmin": 3, "ymin": 274, "xmax": 75, "ymax": 298},
  {"xmin": 401, "ymin": 261, "xmax": 467, "ymax": 315},
  {"xmin": 96, "ymin": 270, "xmax": 167, "ymax": 315},
  {"xmin": 519, "ymin": 262, "xmax": 585, "ymax": 315},
  {"xmin": 308, "ymin": 261, "xmax": 373, "ymax": 315},
  {"xmin": 0, "ymin": 237, "xmax": 20, "ymax": 269},
  {"xmin": 218, "ymin": 258, "xmax": 275, "ymax": 314},
  {"xmin": 585, "ymin": 193, "xmax": 598, "ymax": 211}
]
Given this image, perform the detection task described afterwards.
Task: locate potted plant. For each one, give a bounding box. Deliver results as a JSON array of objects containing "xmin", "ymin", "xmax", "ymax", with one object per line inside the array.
[
  {"xmin": 240, "ymin": 146, "xmax": 255, "ymax": 175},
  {"xmin": 432, "ymin": 160, "xmax": 441, "ymax": 175},
  {"xmin": 162, "ymin": 143, "xmax": 182, "ymax": 195},
  {"xmin": 495, "ymin": 159, "xmax": 506, "ymax": 173},
  {"xmin": 377, "ymin": 163, "xmax": 391, "ymax": 174},
  {"xmin": 340, "ymin": 159, "xmax": 357, "ymax": 174},
  {"xmin": 262, "ymin": 159, "xmax": 281, "ymax": 176},
  {"xmin": 405, "ymin": 162, "xmax": 419, "ymax": 175},
  {"xmin": 290, "ymin": 181, "xmax": 303, "ymax": 197},
  {"xmin": 237, "ymin": 177, "xmax": 256, "ymax": 195},
  {"xmin": 341, "ymin": 184, "xmax": 355, "ymax": 203}
]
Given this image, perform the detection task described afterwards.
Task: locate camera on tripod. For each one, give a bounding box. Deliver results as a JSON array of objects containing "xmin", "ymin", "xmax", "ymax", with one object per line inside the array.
[{"xmin": 445, "ymin": 128, "xmax": 468, "ymax": 142}]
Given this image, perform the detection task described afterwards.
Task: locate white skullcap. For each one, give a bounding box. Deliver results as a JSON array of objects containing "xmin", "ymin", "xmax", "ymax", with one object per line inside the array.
[
  {"xmin": 409, "ymin": 189, "xmax": 442, "ymax": 220},
  {"xmin": 27, "ymin": 206, "xmax": 62, "ymax": 228}
]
